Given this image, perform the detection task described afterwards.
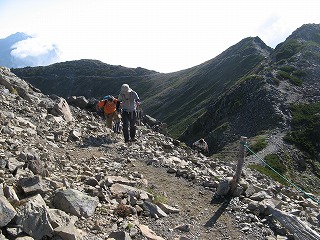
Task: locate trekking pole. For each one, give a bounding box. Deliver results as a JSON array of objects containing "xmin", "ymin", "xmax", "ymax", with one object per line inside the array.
[{"xmin": 137, "ymin": 105, "xmax": 143, "ymax": 126}]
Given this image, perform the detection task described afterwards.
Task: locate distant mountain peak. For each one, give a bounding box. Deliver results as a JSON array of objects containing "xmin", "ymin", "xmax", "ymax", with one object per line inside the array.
[
  {"xmin": 0, "ymin": 32, "xmax": 60, "ymax": 68},
  {"xmin": 286, "ymin": 23, "xmax": 320, "ymax": 43}
]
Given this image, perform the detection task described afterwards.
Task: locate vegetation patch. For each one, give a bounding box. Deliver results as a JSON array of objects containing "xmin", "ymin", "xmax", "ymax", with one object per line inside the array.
[
  {"xmin": 313, "ymin": 161, "xmax": 320, "ymax": 176},
  {"xmin": 247, "ymin": 135, "xmax": 267, "ymax": 155},
  {"xmin": 147, "ymin": 189, "xmax": 168, "ymax": 205},
  {"xmin": 277, "ymin": 59, "xmax": 286, "ymax": 65},
  {"xmin": 264, "ymin": 153, "xmax": 287, "ymax": 174},
  {"xmin": 214, "ymin": 122, "xmax": 230, "ymax": 132},
  {"xmin": 284, "ymin": 102, "xmax": 320, "ymax": 157},
  {"xmin": 126, "ymin": 222, "xmax": 134, "ymax": 230},
  {"xmin": 243, "ymin": 74, "xmax": 264, "ymax": 81},
  {"xmin": 248, "ymin": 153, "xmax": 288, "ymax": 185},
  {"xmin": 238, "ymin": 74, "xmax": 264, "ymax": 85},
  {"xmin": 279, "ymin": 65, "xmax": 296, "ymax": 72},
  {"xmin": 248, "ymin": 164, "xmax": 289, "ymax": 186},
  {"xmin": 274, "ymin": 39, "xmax": 303, "ymax": 61},
  {"xmin": 278, "ymin": 69, "xmax": 303, "ymax": 86},
  {"xmin": 10, "ymin": 87, "xmax": 18, "ymax": 95},
  {"xmin": 288, "ymin": 75, "xmax": 303, "ymax": 86},
  {"xmin": 278, "ymin": 70, "xmax": 291, "ymax": 79},
  {"xmin": 293, "ymin": 69, "xmax": 307, "ymax": 77}
]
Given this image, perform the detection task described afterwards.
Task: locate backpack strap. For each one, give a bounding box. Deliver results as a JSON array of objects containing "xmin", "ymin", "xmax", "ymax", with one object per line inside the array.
[{"xmin": 97, "ymin": 100, "xmax": 107, "ymax": 111}]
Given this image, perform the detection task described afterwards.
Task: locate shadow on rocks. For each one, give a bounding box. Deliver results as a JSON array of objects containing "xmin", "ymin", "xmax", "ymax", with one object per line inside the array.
[
  {"xmin": 79, "ymin": 135, "xmax": 114, "ymax": 148},
  {"xmin": 204, "ymin": 195, "xmax": 232, "ymax": 228}
]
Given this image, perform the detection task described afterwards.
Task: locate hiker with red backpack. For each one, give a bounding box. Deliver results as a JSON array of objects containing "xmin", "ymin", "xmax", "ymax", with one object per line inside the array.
[
  {"xmin": 96, "ymin": 95, "xmax": 121, "ymax": 131},
  {"xmin": 116, "ymin": 84, "xmax": 140, "ymax": 143}
]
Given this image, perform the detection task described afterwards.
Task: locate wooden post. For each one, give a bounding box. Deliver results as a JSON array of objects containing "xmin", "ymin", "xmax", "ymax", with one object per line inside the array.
[
  {"xmin": 230, "ymin": 136, "xmax": 247, "ymax": 195},
  {"xmin": 234, "ymin": 136, "xmax": 247, "ymax": 183}
]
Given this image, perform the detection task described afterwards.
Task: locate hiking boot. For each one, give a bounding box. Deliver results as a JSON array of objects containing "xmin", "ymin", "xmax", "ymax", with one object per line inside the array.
[
  {"xmin": 125, "ymin": 139, "xmax": 130, "ymax": 143},
  {"xmin": 130, "ymin": 138, "xmax": 137, "ymax": 142}
]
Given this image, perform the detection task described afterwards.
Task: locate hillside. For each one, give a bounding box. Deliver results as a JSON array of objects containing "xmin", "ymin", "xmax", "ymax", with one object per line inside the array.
[{"xmin": 1, "ymin": 66, "xmax": 320, "ymax": 240}]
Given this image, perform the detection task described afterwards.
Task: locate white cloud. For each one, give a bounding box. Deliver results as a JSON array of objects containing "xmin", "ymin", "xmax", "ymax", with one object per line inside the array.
[{"xmin": 11, "ymin": 37, "xmax": 59, "ymax": 59}]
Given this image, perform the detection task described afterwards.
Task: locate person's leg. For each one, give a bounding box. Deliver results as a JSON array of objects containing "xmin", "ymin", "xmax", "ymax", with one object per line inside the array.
[
  {"xmin": 105, "ymin": 113, "xmax": 113, "ymax": 129},
  {"xmin": 110, "ymin": 112, "xmax": 117, "ymax": 132},
  {"xmin": 129, "ymin": 111, "xmax": 137, "ymax": 140},
  {"xmin": 121, "ymin": 111, "xmax": 130, "ymax": 142}
]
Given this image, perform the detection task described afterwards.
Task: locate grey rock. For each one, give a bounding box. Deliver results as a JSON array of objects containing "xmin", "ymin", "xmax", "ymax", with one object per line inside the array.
[
  {"xmin": 53, "ymin": 189, "xmax": 99, "ymax": 217},
  {"xmin": 216, "ymin": 177, "xmax": 232, "ymax": 196},
  {"xmin": 51, "ymin": 98, "xmax": 74, "ymax": 122},
  {"xmin": 3, "ymin": 185, "xmax": 19, "ymax": 204},
  {"xmin": 0, "ymin": 195, "xmax": 17, "ymax": 227},
  {"xmin": 15, "ymin": 194, "xmax": 53, "ymax": 239},
  {"xmin": 17, "ymin": 176, "xmax": 43, "ymax": 195},
  {"xmin": 0, "ymin": 156, "xmax": 7, "ymax": 169},
  {"xmin": 143, "ymin": 201, "xmax": 167, "ymax": 218},
  {"xmin": 156, "ymin": 202, "xmax": 180, "ymax": 214},
  {"xmin": 250, "ymin": 191, "xmax": 272, "ymax": 201},
  {"xmin": 7, "ymin": 157, "xmax": 25, "ymax": 173},
  {"xmin": 53, "ymin": 224, "xmax": 85, "ymax": 240},
  {"xmin": 67, "ymin": 96, "xmax": 89, "ymax": 109},
  {"xmin": 108, "ymin": 231, "xmax": 132, "ymax": 240},
  {"xmin": 47, "ymin": 208, "xmax": 78, "ymax": 229}
]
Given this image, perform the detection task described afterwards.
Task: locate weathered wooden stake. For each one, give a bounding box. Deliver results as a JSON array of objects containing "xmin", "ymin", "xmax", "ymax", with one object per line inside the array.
[{"xmin": 234, "ymin": 136, "xmax": 247, "ymax": 183}]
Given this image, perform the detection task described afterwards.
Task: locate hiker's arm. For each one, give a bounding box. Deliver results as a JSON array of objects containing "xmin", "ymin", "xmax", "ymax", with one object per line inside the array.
[
  {"xmin": 135, "ymin": 92, "xmax": 140, "ymax": 105},
  {"xmin": 96, "ymin": 101, "xmax": 102, "ymax": 111},
  {"xmin": 135, "ymin": 94, "xmax": 141, "ymax": 105}
]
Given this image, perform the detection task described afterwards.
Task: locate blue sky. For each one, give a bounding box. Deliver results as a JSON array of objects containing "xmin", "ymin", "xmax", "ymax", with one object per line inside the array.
[{"xmin": 0, "ymin": 0, "xmax": 319, "ymax": 73}]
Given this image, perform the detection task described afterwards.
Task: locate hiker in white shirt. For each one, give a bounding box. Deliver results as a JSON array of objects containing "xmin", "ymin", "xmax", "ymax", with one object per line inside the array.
[
  {"xmin": 193, "ymin": 138, "xmax": 209, "ymax": 153},
  {"xmin": 117, "ymin": 84, "xmax": 140, "ymax": 143}
]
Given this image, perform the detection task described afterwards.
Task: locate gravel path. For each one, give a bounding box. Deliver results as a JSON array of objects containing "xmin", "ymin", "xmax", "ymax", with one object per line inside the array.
[{"xmin": 128, "ymin": 158, "xmax": 268, "ymax": 240}]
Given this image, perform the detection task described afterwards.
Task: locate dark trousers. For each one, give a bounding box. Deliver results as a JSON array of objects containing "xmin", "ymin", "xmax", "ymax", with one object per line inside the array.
[{"xmin": 121, "ymin": 110, "xmax": 136, "ymax": 141}]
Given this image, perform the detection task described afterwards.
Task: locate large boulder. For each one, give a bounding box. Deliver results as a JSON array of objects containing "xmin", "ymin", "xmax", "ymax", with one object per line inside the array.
[{"xmin": 53, "ymin": 189, "xmax": 99, "ymax": 218}]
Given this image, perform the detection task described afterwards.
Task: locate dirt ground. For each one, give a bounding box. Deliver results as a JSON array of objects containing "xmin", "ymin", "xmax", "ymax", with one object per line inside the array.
[{"xmin": 129, "ymin": 159, "xmax": 268, "ymax": 240}]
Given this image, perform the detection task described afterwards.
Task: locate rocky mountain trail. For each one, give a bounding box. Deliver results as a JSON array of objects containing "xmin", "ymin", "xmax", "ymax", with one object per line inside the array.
[{"xmin": 1, "ymin": 67, "xmax": 320, "ymax": 240}]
